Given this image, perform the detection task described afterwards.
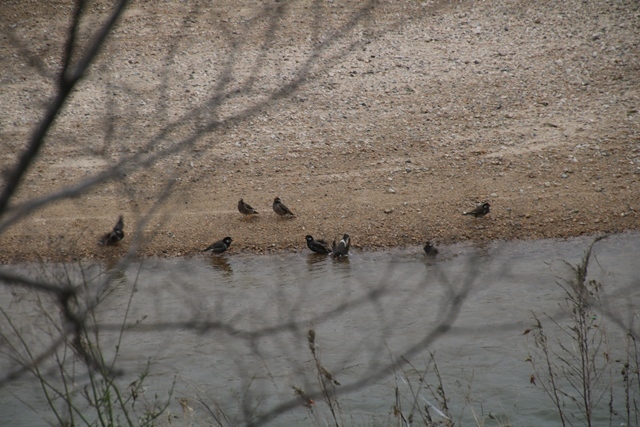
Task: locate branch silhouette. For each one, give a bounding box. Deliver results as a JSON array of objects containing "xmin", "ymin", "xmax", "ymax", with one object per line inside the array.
[{"xmin": 0, "ymin": 0, "xmax": 129, "ymax": 218}]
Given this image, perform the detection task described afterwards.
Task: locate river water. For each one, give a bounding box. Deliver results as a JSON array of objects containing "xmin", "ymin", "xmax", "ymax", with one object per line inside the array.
[{"xmin": 1, "ymin": 233, "xmax": 638, "ymax": 426}]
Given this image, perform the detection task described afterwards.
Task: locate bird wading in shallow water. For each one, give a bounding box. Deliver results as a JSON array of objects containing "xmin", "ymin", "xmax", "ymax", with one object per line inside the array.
[
  {"xmin": 423, "ymin": 241, "xmax": 438, "ymax": 256},
  {"xmin": 238, "ymin": 199, "xmax": 258, "ymax": 217},
  {"xmin": 463, "ymin": 202, "xmax": 490, "ymax": 218},
  {"xmin": 98, "ymin": 215, "xmax": 125, "ymax": 246},
  {"xmin": 202, "ymin": 236, "xmax": 233, "ymax": 254},
  {"xmin": 305, "ymin": 235, "xmax": 331, "ymax": 254},
  {"xmin": 332, "ymin": 234, "xmax": 351, "ymax": 257},
  {"xmin": 273, "ymin": 197, "xmax": 295, "ymax": 217}
]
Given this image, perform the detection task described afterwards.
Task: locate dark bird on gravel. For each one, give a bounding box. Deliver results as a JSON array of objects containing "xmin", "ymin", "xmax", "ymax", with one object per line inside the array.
[
  {"xmin": 98, "ymin": 215, "xmax": 125, "ymax": 246},
  {"xmin": 305, "ymin": 235, "xmax": 331, "ymax": 254},
  {"xmin": 273, "ymin": 197, "xmax": 295, "ymax": 217},
  {"xmin": 463, "ymin": 202, "xmax": 490, "ymax": 218},
  {"xmin": 332, "ymin": 234, "xmax": 351, "ymax": 257},
  {"xmin": 238, "ymin": 198, "xmax": 258, "ymax": 216},
  {"xmin": 423, "ymin": 241, "xmax": 438, "ymax": 256},
  {"xmin": 202, "ymin": 236, "xmax": 233, "ymax": 254}
]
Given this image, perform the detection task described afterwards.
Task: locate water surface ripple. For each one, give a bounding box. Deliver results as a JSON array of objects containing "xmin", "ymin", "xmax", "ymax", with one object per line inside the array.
[{"xmin": 1, "ymin": 233, "xmax": 638, "ymax": 426}]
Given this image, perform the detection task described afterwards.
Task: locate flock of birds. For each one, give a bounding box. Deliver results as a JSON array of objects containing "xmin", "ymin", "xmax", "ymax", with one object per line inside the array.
[{"xmin": 98, "ymin": 198, "xmax": 491, "ymax": 258}]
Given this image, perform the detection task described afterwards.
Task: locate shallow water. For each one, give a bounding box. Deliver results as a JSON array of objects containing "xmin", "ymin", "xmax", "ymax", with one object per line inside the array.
[{"xmin": 1, "ymin": 233, "xmax": 639, "ymax": 426}]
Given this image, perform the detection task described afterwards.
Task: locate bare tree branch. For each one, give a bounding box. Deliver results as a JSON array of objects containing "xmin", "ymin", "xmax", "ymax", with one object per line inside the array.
[{"xmin": 0, "ymin": 0, "xmax": 128, "ymax": 217}]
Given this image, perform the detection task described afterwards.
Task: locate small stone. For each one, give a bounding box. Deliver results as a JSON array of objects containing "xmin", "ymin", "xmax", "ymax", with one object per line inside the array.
[
  {"xmin": 490, "ymin": 193, "xmax": 498, "ymax": 197},
  {"xmin": 561, "ymin": 173, "xmax": 568, "ymax": 179},
  {"xmin": 387, "ymin": 187, "xmax": 396, "ymax": 193},
  {"xmin": 384, "ymin": 208, "xmax": 394, "ymax": 214},
  {"xmin": 544, "ymin": 182, "xmax": 551, "ymax": 187}
]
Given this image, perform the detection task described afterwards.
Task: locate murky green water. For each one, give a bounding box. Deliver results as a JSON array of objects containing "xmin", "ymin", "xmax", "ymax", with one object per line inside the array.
[{"xmin": 1, "ymin": 233, "xmax": 638, "ymax": 426}]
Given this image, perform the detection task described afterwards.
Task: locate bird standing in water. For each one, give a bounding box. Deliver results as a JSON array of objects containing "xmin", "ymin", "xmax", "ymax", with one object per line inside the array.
[
  {"xmin": 98, "ymin": 215, "xmax": 125, "ymax": 246},
  {"xmin": 423, "ymin": 241, "xmax": 438, "ymax": 256},
  {"xmin": 463, "ymin": 202, "xmax": 490, "ymax": 218},
  {"xmin": 238, "ymin": 199, "xmax": 258, "ymax": 217},
  {"xmin": 273, "ymin": 197, "xmax": 295, "ymax": 217},
  {"xmin": 202, "ymin": 237, "xmax": 233, "ymax": 254},
  {"xmin": 332, "ymin": 234, "xmax": 351, "ymax": 257},
  {"xmin": 305, "ymin": 235, "xmax": 331, "ymax": 254}
]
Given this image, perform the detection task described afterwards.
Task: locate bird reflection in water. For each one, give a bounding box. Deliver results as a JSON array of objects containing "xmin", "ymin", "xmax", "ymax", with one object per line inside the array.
[
  {"xmin": 209, "ymin": 256, "xmax": 233, "ymax": 276},
  {"xmin": 306, "ymin": 253, "xmax": 327, "ymax": 269},
  {"xmin": 331, "ymin": 254, "xmax": 351, "ymax": 267},
  {"xmin": 97, "ymin": 258, "xmax": 128, "ymax": 295}
]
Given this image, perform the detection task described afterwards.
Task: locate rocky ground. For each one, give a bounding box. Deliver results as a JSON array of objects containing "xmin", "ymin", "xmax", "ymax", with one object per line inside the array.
[{"xmin": 0, "ymin": 0, "xmax": 638, "ymax": 263}]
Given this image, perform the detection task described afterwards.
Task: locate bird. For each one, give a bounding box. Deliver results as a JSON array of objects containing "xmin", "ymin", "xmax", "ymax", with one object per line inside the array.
[
  {"xmin": 98, "ymin": 215, "xmax": 125, "ymax": 246},
  {"xmin": 202, "ymin": 236, "xmax": 233, "ymax": 254},
  {"xmin": 463, "ymin": 202, "xmax": 490, "ymax": 218},
  {"xmin": 423, "ymin": 241, "xmax": 438, "ymax": 256},
  {"xmin": 238, "ymin": 199, "xmax": 258, "ymax": 216},
  {"xmin": 273, "ymin": 197, "xmax": 295, "ymax": 217},
  {"xmin": 332, "ymin": 234, "xmax": 351, "ymax": 257},
  {"xmin": 305, "ymin": 235, "xmax": 331, "ymax": 254}
]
